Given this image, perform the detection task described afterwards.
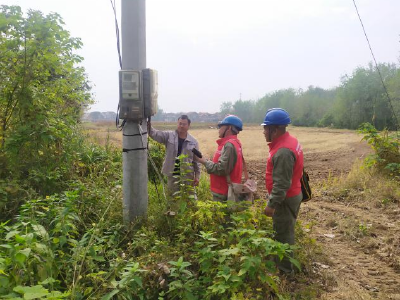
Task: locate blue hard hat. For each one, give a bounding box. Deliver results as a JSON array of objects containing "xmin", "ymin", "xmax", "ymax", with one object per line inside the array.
[
  {"xmin": 218, "ymin": 115, "xmax": 243, "ymax": 131},
  {"xmin": 261, "ymin": 108, "xmax": 291, "ymax": 126}
]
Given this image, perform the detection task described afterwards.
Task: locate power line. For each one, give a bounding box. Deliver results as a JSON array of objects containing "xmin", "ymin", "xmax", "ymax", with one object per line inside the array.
[
  {"xmin": 110, "ymin": 0, "xmax": 122, "ymax": 69},
  {"xmin": 110, "ymin": 0, "xmax": 123, "ymax": 128},
  {"xmin": 352, "ymin": 0, "xmax": 399, "ymax": 131}
]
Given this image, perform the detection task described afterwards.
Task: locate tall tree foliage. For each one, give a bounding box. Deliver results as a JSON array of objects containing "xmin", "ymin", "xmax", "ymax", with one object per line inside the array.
[
  {"xmin": 222, "ymin": 87, "xmax": 335, "ymax": 127},
  {"xmin": 221, "ymin": 63, "xmax": 399, "ymax": 130},
  {"xmin": 0, "ymin": 6, "xmax": 92, "ymax": 192},
  {"xmin": 232, "ymin": 100, "xmax": 255, "ymax": 122},
  {"xmin": 293, "ymin": 86, "xmax": 336, "ymax": 127},
  {"xmin": 219, "ymin": 101, "xmax": 233, "ymax": 116},
  {"xmin": 332, "ymin": 63, "xmax": 398, "ymax": 130}
]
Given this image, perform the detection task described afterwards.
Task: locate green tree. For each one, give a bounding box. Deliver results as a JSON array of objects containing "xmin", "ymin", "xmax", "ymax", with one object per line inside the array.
[
  {"xmin": 292, "ymin": 86, "xmax": 336, "ymax": 127},
  {"xmin": 332, "ymin": 63, "xmax": 399, "ymax": 130},
  {"xmin": 220, "ymin": 101, "xmax": 233, "ymax": 116},
  {"xmin": 232, "ymin": 100, "xmax": 255, "ymax": 122},
  {"xmin": 0, "ymin": 6, "xmax": 92, "ymax": 192},
  {"xmin": 386, "ymin": 68, "xmax": 400, "ymax": 127}
]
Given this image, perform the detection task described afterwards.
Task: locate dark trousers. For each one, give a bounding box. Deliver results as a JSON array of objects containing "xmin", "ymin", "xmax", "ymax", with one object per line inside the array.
[{"xmin": 272, "ymin": 193, "xmax": 302, "ymax": 273}]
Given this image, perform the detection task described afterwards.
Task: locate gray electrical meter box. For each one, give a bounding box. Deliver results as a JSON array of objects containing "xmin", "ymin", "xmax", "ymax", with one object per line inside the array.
[
  {"xmin": 142, "ymin": 68, "xmax": 158, "ymax": 117},
  {"xmin": 119, "ymin": 70, "xmax": 143, "ymax": 120},
  {"xmin": 119, "ymin": 69, "xmax": 158, "ymax": 121}
]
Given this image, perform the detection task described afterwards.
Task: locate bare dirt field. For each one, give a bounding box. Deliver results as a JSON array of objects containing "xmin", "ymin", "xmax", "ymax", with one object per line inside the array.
[{"xmin": 86, "ymin": 122, "xmax": 400, "ymax": 299}]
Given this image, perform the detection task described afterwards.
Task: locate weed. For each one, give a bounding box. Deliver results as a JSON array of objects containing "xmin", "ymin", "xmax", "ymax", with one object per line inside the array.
[
  {"xmin": 336, "ymin": 218, "xmax": 372, "ymax": 241},
  {"xmin": 358, "ymin": 223, "xmax": 369, "ymax": 236},
  {"xmin": 148, "ymin": 139, "xmax": 166, "ymax": 184},
  {"xmin": 328, "ymin": 160, "xmax": 400, "ymax": 207},
  {"xmin": 358, "ymin": 123, "xmax": 400, "ymax": 179}
]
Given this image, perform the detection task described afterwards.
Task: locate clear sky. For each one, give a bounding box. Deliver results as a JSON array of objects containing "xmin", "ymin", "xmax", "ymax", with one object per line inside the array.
[{"xmin": 4, "ymin": 0, "xmax": 400, "ymax": 113}]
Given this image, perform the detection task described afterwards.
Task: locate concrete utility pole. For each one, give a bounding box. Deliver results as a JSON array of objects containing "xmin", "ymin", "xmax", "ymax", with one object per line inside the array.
[{"xmin": 121, "ymin": 0, "xmax": 148, "ymax": 223}]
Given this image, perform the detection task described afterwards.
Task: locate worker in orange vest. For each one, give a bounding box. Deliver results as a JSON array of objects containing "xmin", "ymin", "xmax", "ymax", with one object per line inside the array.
[
  {"xmin": 197, "ymin": 115, "xmax": 244, "ymax": 201},
  {"xmin": 262, "ymin": 108, "xmax": 304, "ymax": 274}
]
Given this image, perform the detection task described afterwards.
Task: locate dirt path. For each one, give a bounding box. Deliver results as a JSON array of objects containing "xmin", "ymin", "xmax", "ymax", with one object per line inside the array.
[
  {"xmin": 302, "ymin": 200, "xmax": 400, "ymax": 299},
  {"xmin": 248, "ymin": 141, "xmax": 400, "ymax": 299}
]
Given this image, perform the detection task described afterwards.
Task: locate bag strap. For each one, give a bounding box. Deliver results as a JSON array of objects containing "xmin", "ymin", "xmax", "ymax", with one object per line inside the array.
[
  {"xmin": 242, "ymin": 154, "xmax": 249, "ymax": 180},
  {"xmin": 226, "ymin": 174, "xmax": 232, "ymax": 184}
]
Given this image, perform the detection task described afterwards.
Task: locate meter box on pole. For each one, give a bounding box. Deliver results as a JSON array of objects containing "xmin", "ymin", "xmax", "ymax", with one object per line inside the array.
[
  {"xmin": 119, "ymin": 69, "xmax": 158, "ymax": 121},
  {"xmin": 142, "ymin": 69, "xmax": 158, "ymax": 117}
]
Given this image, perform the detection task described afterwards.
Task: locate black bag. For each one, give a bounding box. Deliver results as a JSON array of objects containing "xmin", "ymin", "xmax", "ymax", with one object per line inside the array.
[{"xmin": 301, "ymin": 169, "xmax": 312, "ymax": 202}]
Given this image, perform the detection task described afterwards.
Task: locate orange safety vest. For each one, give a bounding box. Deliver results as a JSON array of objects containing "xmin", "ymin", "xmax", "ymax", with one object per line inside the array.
[
  {"xmin": 265, "ymin": 132, "xmax": 303, "ymax": 198},
  {"xmin": 210, "ymin": 136, "xmax": 243, "ymax": 195}
]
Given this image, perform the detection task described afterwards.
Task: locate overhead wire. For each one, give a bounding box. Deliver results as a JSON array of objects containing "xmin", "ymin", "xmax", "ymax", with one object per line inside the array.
[
  {"xmin": 110, "ymin": 0, "xmax": 123, "ymax": 129},
  {"xmin": 110, "ymin": 0, "xmax": 122, "ymax": 69},
  {"xmin": 352, "ymin": 0, "xmax": 399, "ymax": 131}
]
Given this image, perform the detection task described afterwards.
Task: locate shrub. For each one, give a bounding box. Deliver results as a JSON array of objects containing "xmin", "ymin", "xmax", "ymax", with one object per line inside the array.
[
  {"xmin": 147, "ymin": 139, "xmax": 166, "ymax": 184},
  {"xmin": 358, "ymin": 123, "xmax": 400, "ymax": 179}
]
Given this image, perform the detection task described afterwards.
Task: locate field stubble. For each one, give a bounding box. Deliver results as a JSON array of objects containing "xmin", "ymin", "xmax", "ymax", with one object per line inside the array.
[{"xmin": 84, "ymin": 121, "xmax": 364, "ymax": 162}]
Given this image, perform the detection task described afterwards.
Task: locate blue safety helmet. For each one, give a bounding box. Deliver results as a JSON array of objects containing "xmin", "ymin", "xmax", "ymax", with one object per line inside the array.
[
  {"xmin": 261, "ymin": 108, "xmax": 291, "ymax": 126},
  {"xmin": 218, "ymin": 115, "xmax": 243, "ymax": 131}
]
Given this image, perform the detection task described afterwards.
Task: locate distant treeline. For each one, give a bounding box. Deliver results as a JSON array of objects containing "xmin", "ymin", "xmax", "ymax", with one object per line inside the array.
[
  {"xmin": 152, "ymin": 110, "xmax": 223, "ymax": 123},
  {"xmin": 220, "ymin": 63, "xmax": 400, "ymax": 130}
]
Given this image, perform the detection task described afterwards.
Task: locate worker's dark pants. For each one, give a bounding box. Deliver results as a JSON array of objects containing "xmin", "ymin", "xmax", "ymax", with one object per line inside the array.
[{"xmin": 272, "ymin": 193, "xmax": 302, "ymax": 273}]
